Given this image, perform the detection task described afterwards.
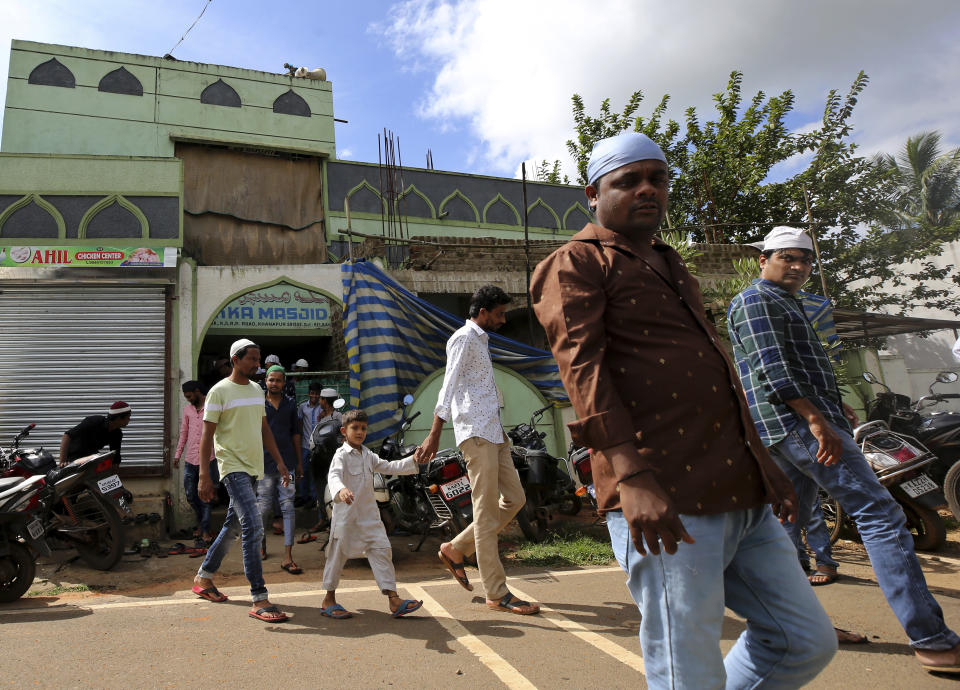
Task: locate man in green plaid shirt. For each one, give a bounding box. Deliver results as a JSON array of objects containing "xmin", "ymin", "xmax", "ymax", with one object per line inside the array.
[{"xmin": 728, "ymin": 226, "xmax": 960, "ymax": 675}]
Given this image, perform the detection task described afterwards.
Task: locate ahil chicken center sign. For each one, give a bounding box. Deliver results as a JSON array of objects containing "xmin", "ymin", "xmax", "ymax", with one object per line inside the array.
[
  {"xmin": 0, "ymin": 245, "xmax": 177, "ymax": 267},
  {"xmin": 209, "ymin": 282, "xmax": 332, "ymax": 335}
]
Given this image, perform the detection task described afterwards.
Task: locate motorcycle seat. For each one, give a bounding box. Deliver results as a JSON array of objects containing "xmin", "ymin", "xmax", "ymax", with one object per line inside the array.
[{"xmin": 0, "ymin": 474, "xmax": 44, "ymax": 501}]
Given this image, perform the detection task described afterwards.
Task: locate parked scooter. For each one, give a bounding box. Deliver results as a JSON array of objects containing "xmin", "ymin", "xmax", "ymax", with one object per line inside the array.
[
  {"xmin": 862, "ymin": 370, "xmax": 960, "ymax": 520},
  {"xmin": 508, "ymin": 403, "xmax": 580, "ymax": 542},
  {"xmin": 818, "ymin": 418, "xmax": 947, "ymax": 551},
  {"xmin": 379, "ymin": 394, "xmax": 474, "ymax": 551},
  {"xmin": 0, "ymin": 474, "xmax": 50, "ymax": 602},
  {"xmin": 566, "ymin": 443, "xmax": 596, "ymax": 509},
  {"xmin": 1, "ymin": 424, "xmax": 129, "ymax": 570}
]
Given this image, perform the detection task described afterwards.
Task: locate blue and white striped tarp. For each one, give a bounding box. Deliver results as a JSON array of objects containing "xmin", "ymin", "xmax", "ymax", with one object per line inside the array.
[
  {"xmin": 799, "ymin": 290, "xmax": 841, "ymax": 360},
  {"xmin": 341, "ymin": 261, "xmax": 567, "ymax": 442}
]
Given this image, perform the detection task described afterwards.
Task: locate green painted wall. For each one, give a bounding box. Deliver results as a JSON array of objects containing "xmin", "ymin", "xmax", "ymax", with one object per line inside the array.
[
  {"xmin": 3, "ymin": 41, "xmax": 335, "ymax": 157},
  {"xmin": 403, "ymin": 364, "xmax": 565, "ymax": 456},
  {"xmin": 0, "ymin": 153, "xmax": 183, "ymax": 246}
]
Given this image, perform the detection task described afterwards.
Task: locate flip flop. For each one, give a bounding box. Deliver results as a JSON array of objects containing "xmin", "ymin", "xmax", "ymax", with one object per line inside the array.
[
  {"xmin": 281, "ymin": 562, "xmax": 303, "ymax": 575},
  {"xmin": 168, "ymin": 543, "xmax": 187, "ymax": 555},
  {"xmin": 809, "ymin": 570, "xmax": 839, "ymax": 586},
  {"xmin": 249, "ymin": 605, "xmax": 288, "ymax": 622},
  {"xmin": 192, "ymin": 585, "xmax": 228, "ymax": 603},
  {"xmin": 835, "ymin": 627, "xmax": 868, "ymax": 644},
  {"xmin": 320, "ymin": 604, "xmax": 353, "ymax": 619},
  {"xmin": 297, "ymin": 533, "xmax": 317, "ymax": 544},
  {"xmin": 438, "ymin": 550, "xmax": 473, "ymax": 591},
  {"xmin": 487, "ymin": 592, "xmax": 540, "ymax": 616},
  {"xmin": 188, "ymin": 547, "xmax": 208, "ymax": 558},
  {"xmin": 391, "ymin": 599, "xmax": 423, "ymax": 618}
]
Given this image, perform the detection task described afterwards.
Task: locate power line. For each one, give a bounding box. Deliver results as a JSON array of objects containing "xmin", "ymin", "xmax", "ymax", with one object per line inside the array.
[{"xmin": 166, "ymin": 0, "xmax": 214, "ymax": 57}]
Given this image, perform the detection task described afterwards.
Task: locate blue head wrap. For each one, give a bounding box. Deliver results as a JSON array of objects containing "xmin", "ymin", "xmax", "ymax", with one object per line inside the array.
[{"xmin": 586, "ymin": 132, "xmax": 667, "ymax": 186}]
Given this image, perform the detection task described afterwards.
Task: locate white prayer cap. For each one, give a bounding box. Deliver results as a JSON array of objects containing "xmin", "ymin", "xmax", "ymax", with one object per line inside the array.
[
  {"xmin": 320, "ymin": 387, "xmax": 338, "ymax": 397},
  {"xmin": 264, "ymin": 354, "xmax": 280, "ymax": 364},
  {"xmin": 760, "ymin": 226, "xmax": 813, "ymax": 252},
  {"xmin": 586, "ymin": 132, "xmax": 667, "ymax": 186},
  {"xmin": 230, "ymin": 338, "xmax": 257, "ymax": 358},
  {"xmin": 294, "ymin": 358, "xmax": 309, "ymax": 368}
]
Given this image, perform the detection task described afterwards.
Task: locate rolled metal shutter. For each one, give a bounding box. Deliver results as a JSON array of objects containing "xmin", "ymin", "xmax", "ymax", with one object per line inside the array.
[{"xmin": 0, "ymin": 285, "xmax": 167, "ymax": 468}]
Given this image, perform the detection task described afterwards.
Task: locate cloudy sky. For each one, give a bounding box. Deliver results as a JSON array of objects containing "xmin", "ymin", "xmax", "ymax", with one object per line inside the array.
[{"xmin": 2, "ymin": 0, "xmax": 958, "ymax": 180}]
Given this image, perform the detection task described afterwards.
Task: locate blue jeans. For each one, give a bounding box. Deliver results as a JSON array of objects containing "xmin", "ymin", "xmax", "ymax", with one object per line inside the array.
[
  {"xmin": 775, "ymin": 466, "xmax": 839, "ymax": 572},
  {"xmin": 183, "ymin": 462, "xmax": 219, "ymax": 535},
  {"xmin": 197, "ymin": 472, "xmax": 267, "ymax": 603},
  {"xmin": 608, "ymin": 507, "xmax": 835, "ymax": 690},
  {"xmin": 298, "ymin": 447, "xmax": 317, "ymax": 502},
  {"xmin": 257, "ymin": 473, "xmax": 296, "ymax": 547},
  {"xmin": 770, "ymin": 420, "xmax": 960, "ymax": 650}
]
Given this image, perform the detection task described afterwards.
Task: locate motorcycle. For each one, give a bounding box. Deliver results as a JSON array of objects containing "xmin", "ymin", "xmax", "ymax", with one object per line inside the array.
[
  {"xmin": 566, "ymin": 443, "xmax": 597, "ymax": 509},
  {"xmin": 862, "ymin": 370, "xmax": 960, "ymax": 520},
  {"xmin": 0, "ymin": 474, "xmax": 50, "ymax": 602},
  {"xmin": 1, "ymin": 424, "xmax": 129, "ymax": 570},
  {"xmin": 508, "ymin": 403, "xmax": 580, "ymax": 542},
  {"xmin": 818, "ymin": 419, "xmax": 947, "ymax": 551},
  {"xmin": 379, "ymin": 394, "xmax": 474, "ymax": 551}
]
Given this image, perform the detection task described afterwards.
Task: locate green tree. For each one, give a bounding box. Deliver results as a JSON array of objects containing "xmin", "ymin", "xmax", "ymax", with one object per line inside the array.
[
  {"xmin": 532, "ymin": 159, "xmax": 570, "ymax": 185},
  {"xmin": 821, "ymin": 132, "xmax": 960, "ymax": 316},
  {"xmin": 566, "ymin": 71, "xmax": 886, "ymax": 247}
]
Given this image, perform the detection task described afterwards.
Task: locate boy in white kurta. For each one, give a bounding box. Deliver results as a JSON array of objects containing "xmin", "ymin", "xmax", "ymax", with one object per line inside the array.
[{"xmin": 320, "ymin": 408, "xmax": 426, "ymax": 619}]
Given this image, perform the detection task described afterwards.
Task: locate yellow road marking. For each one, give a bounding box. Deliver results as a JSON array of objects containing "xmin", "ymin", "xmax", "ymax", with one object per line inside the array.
[
  {"xmin": 508, "ymin": 584, "xmax": 644, "ymax": 676},
  {"xmin": 407, "ymin": 584, "xmax": 537, "ymax": 690}
]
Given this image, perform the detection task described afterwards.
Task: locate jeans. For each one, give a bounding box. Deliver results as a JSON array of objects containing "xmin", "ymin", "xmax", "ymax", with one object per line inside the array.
[
  {"xmin": 774, "ymin": 465, "xmax": 839, "ymax": 572},
  {"xmin": 197, "ymin": 472, "xmax": 267, "ymax": 603},
  {"xmin": 608, "ymin": 507, "xmax": 835, "ymax": 690},
  {"xmin": 257, "ymin": 473, "xmax": 296, "ymax": 547},
  {"xmin": 183, "ymin": 462, "xmax": 219, "ymax": 535},
  {"xmin": 770, "ymin": 420, "xmax": 960, "ymax": 650},
  {"xmin": 298, "ymin": 447, "xmax": 317, "ymax": 502}
]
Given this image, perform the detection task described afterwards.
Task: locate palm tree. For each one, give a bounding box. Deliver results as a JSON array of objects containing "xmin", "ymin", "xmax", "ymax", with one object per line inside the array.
[{"xmin": 874, "ymin": 131, "xmax": 960, "ymax": 231}]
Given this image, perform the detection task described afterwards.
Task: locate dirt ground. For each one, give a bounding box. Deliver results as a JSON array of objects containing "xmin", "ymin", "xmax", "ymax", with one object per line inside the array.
[{"xmin": 22, "ymin": 505, "xmax": 959, "ymax": 602}]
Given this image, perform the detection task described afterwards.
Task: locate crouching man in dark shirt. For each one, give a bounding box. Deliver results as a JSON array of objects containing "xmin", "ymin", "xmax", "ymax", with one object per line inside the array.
[{"xmin": 59, "ymin": 400, "xmax": 132, "ymax": 467}]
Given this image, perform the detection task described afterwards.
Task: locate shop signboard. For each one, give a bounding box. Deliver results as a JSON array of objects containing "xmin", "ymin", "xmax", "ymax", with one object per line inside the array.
[
  {"xmin": 209, "ymin": 282, "xmax": 332, "ymax": 334},
  {"xmin": 0, "ymin": 245, "xmax": 177, "ymax": 268}
]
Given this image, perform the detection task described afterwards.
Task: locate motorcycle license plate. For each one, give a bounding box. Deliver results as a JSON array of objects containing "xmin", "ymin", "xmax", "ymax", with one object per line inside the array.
[
  {"xmin": 97, "ymin": 474, "xmax": 122, "ymax": 494},
  {"xmin": 27, "ymin": 518, "xmax": 44, "ymax": 540},
  {"xmin": 899, "ymin": 473, "xmax": 937, "ymax": 498},
  {"xmin": 440, "ymin": 476, "xmax": 471, "ymax": 500}
]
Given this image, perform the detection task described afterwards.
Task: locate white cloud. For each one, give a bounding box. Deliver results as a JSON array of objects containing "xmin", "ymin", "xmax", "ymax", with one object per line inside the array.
[
  {"xmin": 379, "ymin": 0, "xmax": 960, "ymax": 178},
  {"xmin": 338, "ymin": 147, "xmax": 354, "ymax": 159}
]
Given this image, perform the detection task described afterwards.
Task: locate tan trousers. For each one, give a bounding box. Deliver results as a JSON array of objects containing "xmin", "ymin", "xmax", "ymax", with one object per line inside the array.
[{"xmin": 450, "ymin": 436, "xmax": 526, "ymax": 600}]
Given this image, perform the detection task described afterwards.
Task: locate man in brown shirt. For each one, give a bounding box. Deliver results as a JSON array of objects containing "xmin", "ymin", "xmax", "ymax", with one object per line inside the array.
[{"xmin": 530, "ymin": 132, "xmax": 835, "ymax": 689}]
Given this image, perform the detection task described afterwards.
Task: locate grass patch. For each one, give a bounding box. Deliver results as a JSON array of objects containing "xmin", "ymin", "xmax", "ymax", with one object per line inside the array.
[
  {"xmin": 509, "ymin": 532, "xmax": 614, "ymax": 567},
  {"xmin": 27, "ymin": 583, "xmax": 90, "ymax": 597}
]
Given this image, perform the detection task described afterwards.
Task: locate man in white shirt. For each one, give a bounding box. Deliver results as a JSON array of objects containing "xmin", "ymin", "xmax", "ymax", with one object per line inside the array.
[{"xmin": 416, "ymin": 286, "xmax": 539, "ymax": 615}]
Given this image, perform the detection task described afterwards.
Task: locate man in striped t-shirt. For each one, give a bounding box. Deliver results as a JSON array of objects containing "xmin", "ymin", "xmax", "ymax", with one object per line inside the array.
[{"xmin": 191, "ymin": 338, "xmax": 292, "ymax": 623}]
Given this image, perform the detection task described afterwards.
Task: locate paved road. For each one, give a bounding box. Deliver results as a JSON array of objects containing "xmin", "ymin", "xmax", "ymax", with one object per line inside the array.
[{"xmin": 3, "ymin": 545, "xmax": 959, "ymax": 689}]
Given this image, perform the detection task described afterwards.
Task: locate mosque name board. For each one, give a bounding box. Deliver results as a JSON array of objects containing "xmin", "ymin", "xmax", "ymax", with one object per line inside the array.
[{"xmin": 210, "ymin": 283, "xmax": 332, "ymax": 333}]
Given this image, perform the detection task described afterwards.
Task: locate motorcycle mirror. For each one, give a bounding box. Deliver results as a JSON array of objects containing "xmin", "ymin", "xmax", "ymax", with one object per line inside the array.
[
  {"xmin": 333, "ymin": 398, "xmax": 346, "ymax": 410},
  {"xmin": 402, "ymin": 393, "xmax": 414, "ymax": 406},
  {"xmin": 936, "ymin": 371, "xmax": 959, "ymax": 384},
  {"xmin": 862, "ymin": 372, "xmax": 879, "ymax": 384}
]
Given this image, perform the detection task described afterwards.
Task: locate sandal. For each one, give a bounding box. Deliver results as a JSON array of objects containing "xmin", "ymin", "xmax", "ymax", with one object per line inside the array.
[
  {"xmin": 320, "ymin": 604, "xmax": 352, "ymax": 619},
  {"xmin": 249, "ymin": 605, "xmax": 288, "ymax": 622},
  {"xmin": 438, "ymin": 550, "xmax": 473, "ymax": 591},
  {"xmin": 809, "ymin": 568, "xmax": 839, "ymax": 587},
  {"xmin": 391, "ymin": 599, "xmax": 423, "ymax": 618},
  {"xmin": 281, "ymin": 562, "xmax": 303, "ymax": 575},
  {"xmin": 487, "ymin": 592, "xmax": 540, "ymax": 616},
  {"xmin": 297, "ymin": 533, "xmax": 317, "ymax": 544},
  {"xmin": 835, "ymin": 627, "xmax": 868, "ymax": 644},
  {"xmin": 192, "ymin": 584, "xmax": 228, "ymax": 603}
]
